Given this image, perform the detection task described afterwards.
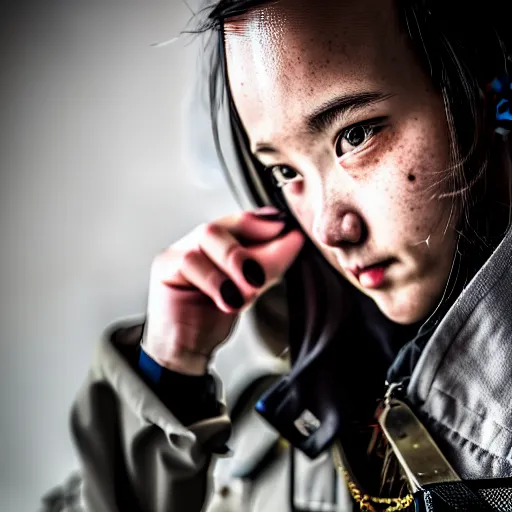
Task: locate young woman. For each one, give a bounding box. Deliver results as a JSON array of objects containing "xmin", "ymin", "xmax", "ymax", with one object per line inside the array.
[{"xmin": 46, "ymin": 0, "xmax": 512, "ymax": 511}]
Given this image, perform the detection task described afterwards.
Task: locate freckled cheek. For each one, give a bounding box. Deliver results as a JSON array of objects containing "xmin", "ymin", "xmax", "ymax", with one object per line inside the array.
[
  {"xmin": 367, "ymin": 166, "xmax": 432, "ymax": 243},
  {"xmin": 386, "ymin": 187, "xmax": 450, "ymax": 244},
  {"xmin": 390, "ymin": 185, "xmax": 430, "ymax": 231}
]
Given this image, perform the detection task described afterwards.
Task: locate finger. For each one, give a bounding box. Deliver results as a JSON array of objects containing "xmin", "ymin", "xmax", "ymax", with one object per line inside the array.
[
  {"xmin": 197, "ymin": 223, "xmax": 266, "ymax": 296},
  {"xmin": 227, "ymin": 210, "xmax": 290, "ymax": 245},
  {"xmin": 173, "ymin": 207, "xmax": 294, "ymax": 256},
  {"xmin": 249, "ymin": 229, "xmax": 305, "ymax": 283},
  {"xmin": 212, "ymin": 208, "xmax": 292, "ymax": 244},
  {"xmin": 177, "ymin": 249, "xmax": 250, "ymax": 314}
]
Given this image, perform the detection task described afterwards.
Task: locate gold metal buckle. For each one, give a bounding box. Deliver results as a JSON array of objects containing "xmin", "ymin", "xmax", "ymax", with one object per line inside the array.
[{"xmin": 378, "ymin": 397, "xmax": 460, "ymax": 493}]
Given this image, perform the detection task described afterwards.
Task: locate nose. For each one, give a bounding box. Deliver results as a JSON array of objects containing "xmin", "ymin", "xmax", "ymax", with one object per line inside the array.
[{"xmin": 312, "ymin": 209, "xmax": 365, "ymax": 247}]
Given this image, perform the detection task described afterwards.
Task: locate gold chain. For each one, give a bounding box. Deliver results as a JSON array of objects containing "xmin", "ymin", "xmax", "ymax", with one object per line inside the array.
[
  {"xmin": 332, "ymin": 443, "xmax": 413, "ymax": 512},
  {"xmin": 342, "ymin": 468, "xmax": 414, "ymax": 512}
]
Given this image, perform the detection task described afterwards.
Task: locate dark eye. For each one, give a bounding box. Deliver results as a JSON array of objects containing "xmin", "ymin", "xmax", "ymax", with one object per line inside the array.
[
  {"xmin": 268, "ymin": 165, "xmax": 300, "ymax": 187},
  {"xmin": 335, "ymin": 124, "xmax": 375, "ymax": 157}
]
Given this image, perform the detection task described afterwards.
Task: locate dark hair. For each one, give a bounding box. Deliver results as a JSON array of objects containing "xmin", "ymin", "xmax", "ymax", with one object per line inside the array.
[
  {"xmin": 194, "ymin": 0, "xmax": 511, "ymax": 382},
  {"xmin": 199, "ymin": 0, "xmax": 511, "ymax": 236},
  {"xmin": 196, "ymin": 1, "xmax": 511, "ymax": 315},
  {"xmin": 190, "ymin": 0, "xmax": 512, "ymax": 490},
  {"xmin": 198, "ymin": 1, "xmax": 509, "ymax": 248}
]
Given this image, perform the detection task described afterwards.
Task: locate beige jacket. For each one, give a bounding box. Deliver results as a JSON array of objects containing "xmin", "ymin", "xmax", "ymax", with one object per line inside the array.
[
  {"xmin": 44, "ymin": 226, "xmax": 512, "ymax": 512},
  {"xmin": 67, "ymin": 287, "xmax": 354, "ymax": 512}
]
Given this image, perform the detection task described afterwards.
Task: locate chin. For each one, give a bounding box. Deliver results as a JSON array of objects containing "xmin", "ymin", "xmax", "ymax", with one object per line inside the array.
[
  {"xmin": 381, "ymin": 307, "xmax": 425, "ymax": 325},
  {"xmin": 371, "ymin": 289, "xmax": 435, "ymax": 325}
]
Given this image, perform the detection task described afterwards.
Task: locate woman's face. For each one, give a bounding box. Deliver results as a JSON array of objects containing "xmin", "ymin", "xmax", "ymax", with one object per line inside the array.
[{"xmin": 225, "ymin": 0, "xmax": 459, "ymax": 324}]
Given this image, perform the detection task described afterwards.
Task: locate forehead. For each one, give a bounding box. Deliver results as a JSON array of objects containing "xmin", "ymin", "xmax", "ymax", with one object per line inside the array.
[{"xmin": 224, "ymin": 0, "xmax": 411, "ymax": 145}]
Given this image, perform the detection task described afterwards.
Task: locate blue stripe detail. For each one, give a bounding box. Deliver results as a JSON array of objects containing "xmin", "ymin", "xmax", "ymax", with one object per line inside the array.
[
  {"xmin": 139, "ymin": 346, "xmax": 163, "ymax": 385},
  {"xmin": 496, "ymin": 99, "xmax": 512, "ymax": 122},
  {"xmin": 255, "ymin": 399, "xmax": 266, "ymax": 413}
]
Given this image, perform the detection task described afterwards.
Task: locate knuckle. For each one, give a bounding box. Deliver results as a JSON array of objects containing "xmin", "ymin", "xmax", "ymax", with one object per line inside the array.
[
  {"xmin": 182, "ymin": 248, "xmax": 203, "ymax": 268},
  {"xmin": 204, "ymin": 266, "xmax": 222, "ymax": 290},
  {"xmin": 201, "ymin": 222, "xmax": 222, "ymax": 240},
  {"xmin": 224, "ymin": 244, "xmax": 243, "ymax": 267},
  {"xmin": 149, "ymin": 249, "xmax": 182, "ymax": 285}
]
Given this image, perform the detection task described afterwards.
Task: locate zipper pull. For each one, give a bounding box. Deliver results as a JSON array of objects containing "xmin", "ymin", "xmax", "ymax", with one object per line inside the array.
[{"xmin": 378, "ymin": 389, "xmax": 460, "ymax": 492}]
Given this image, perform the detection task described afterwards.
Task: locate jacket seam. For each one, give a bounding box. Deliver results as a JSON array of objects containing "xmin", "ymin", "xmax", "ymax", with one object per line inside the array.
[
  {"xmin": 421, "ymin": 408, "xmax": 512, "ymax": 467},
  {"xmin": 431, "ymin": 385, "xmax": 512, "ymax": 436}
]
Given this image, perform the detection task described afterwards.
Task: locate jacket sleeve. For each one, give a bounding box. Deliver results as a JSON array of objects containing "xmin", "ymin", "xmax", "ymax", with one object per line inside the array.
[{"xmin": 70, "ymin": 318, "xmax": 232, "ymax": 512}]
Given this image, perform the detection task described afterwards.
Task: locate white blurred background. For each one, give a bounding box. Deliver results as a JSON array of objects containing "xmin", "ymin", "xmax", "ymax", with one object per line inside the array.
[{"xmin": 0, "ymin": 1, "xmax": 239, "ymax": 509}]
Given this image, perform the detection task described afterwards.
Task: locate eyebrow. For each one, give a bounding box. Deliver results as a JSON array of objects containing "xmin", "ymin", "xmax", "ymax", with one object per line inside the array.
[{"xmin": 254, "ymin": 91, "xmax": 392, "ymax": 155}]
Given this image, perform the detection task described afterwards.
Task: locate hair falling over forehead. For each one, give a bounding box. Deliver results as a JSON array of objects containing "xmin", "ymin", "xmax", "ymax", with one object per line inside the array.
[
  {"xmin": 195, "ymin": 0, "xmax": 512, "ymax": 251},
  {"xmin": 192, "ymin": 0, "xmax": 512, "ymax": 335},
  {"xmin": 200, "ymin": 0, "xmax": 275, "ymax": 29},
  {"xmin": 191, "ymin": 0, "xmax": 512, "ymax": 493}
]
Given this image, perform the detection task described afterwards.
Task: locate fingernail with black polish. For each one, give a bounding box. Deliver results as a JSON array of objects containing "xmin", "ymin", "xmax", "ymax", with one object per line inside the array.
[
  {"xmin": 220, "ymin": 280, "xmax": 245, "ymax": 309},
  {"xmin": 252, "ymin": 211, "xmax": 289, "ymax": 221},
  {"xmin": 276, "ymin": 221, "xmax": 299, "ymax": 238},
  {"xmin": 243, "ymin": 259, "xmax": 266, "ymax": 287}
]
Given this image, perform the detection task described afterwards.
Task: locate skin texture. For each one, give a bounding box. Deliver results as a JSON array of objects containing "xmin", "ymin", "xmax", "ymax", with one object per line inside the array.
[
  {"xmin": 144, "ymin": 207, "xmax": 305, "ymax": 374},
  {"xmin": 225, "ymin": 0, "xmax": 460, "ymax": 324}
]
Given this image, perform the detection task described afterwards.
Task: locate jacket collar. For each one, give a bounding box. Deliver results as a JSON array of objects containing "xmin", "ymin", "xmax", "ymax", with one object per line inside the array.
[{"xmin": 405, "ymin": 226, "xmax": 512, "ymax": 477}]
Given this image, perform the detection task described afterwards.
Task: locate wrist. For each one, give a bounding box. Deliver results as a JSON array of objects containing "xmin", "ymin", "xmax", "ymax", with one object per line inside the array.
[
  {"xmin": 141, "ymin": 338, "xmax": 209, "ymax": 376},
  {"xmin": 138, "ymin": 346, "xmax": 220, "ymax": 424}
]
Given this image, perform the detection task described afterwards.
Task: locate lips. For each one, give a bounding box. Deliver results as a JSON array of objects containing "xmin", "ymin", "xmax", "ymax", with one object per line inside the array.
[{"xmin": 347, "ymin": 258, "xmax": 396, "ymax": 289}]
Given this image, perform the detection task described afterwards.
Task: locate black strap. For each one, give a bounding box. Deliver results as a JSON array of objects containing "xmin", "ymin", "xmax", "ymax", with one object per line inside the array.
[{"xmin": 420, "ymin": 481, "xmax": 495, "ymax": 511}]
